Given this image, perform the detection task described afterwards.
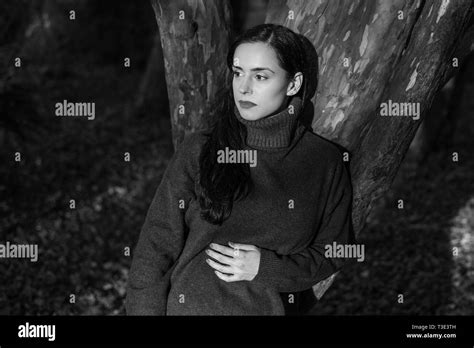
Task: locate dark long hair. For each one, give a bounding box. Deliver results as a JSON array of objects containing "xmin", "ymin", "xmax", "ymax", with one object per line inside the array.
[{"xmin": 198, "ymin": 24, "xmax": 310, "ymax": 225}]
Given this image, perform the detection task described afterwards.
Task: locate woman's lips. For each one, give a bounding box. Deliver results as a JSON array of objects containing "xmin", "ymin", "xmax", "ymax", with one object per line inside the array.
[{"xmin": 238, "ymin": 101, "xmax": 257, "ymax": 109}]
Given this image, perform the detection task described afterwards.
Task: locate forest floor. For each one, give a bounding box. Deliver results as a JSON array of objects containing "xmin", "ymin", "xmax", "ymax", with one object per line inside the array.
[
  {"xmin": 0, "ymin": 52, "xmax": 174, "ymax": 314},
  {"xmin": 1, "ymin": 47, "xmax": 473, "ymax": 316}
]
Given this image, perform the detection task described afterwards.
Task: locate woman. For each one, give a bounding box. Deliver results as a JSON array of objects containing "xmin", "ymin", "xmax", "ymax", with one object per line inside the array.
[{"xmin": 126, "ymin": 24, "xmax": 354, "ymax": 315}]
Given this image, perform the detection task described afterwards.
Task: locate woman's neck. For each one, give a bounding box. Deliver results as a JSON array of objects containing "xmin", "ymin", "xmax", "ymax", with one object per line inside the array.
[{"xmin": 233, "ymin": 96, "xmax": 303, "ymax": 149}]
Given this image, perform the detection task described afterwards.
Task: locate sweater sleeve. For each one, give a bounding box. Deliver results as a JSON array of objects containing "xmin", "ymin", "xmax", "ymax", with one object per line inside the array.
[
  {"xmin": 252, "ymin": 156, "xmax": 355, "ymax": 293},
  {"xmin": 125, "ymin": 135, "xmax": 198, "ymax": 315}
]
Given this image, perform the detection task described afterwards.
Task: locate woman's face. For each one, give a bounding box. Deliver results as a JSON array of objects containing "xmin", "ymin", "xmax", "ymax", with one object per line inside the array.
[{"xmin": 232, "ymin": 42, "xmax": 302, "ymax": 121}]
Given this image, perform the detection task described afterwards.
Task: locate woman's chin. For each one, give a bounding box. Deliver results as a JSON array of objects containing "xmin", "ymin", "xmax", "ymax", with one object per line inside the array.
[{"xmin": 239, "ymin": 110, "xmax": 262, "ymax": 121}]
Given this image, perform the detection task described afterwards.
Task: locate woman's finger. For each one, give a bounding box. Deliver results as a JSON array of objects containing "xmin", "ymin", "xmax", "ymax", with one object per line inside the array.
[
  {"xmin": 228, "ymin": 241, "xmax": 256, "ymax": 251},
  {"xmin": 208, "ymin": 243, "xmax": 236, "ymax": 257},
  {"xmin": 206, "ymin": 258, "xmax": 234, "ymax": 274},
  {"xmin": 214, "ymin": 271, "xmax": 240, "ymax": 282},
  {"xmin": 206, "ymin": 248, "xmax": 236, "ymax": 265}
]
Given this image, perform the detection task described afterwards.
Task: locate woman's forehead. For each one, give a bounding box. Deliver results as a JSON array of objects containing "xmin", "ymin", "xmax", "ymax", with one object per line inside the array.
[{"xmin": 233, "ymin": 42, "xmax": 280, "ymax": 71}]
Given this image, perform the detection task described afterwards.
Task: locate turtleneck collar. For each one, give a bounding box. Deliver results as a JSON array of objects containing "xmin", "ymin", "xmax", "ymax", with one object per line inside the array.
[{"xmin": 234, "ymin": 96, "xmax": 304, "ymax": 149}]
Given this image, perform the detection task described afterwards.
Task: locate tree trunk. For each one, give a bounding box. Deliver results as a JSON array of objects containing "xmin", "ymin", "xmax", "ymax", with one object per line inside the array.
[
  {"xmin": 265, "ymin": 0, "xmax": 472, "ymax": 234},
  {"xmin": 409, "ymin": 21, "xmax": 474, "ymax": 160},
  {"xmin": 150, "ymin": 0, "xmax": 473, "ymax": 303},
  {"xmin": 151, "ymin": 0, "xmax": 233, "ymax": 150}
]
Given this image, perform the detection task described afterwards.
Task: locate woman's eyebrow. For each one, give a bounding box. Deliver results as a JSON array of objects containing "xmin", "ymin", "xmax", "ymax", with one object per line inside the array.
[{"xmin": 232, "ymin": 65, "xmax": 275, "ymax": 74}]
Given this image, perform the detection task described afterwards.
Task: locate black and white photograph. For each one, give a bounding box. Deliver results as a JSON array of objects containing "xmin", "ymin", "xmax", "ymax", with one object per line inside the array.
[{"xmin": 1, "ymin": 0, "xmax": 473, "ymax": 345}]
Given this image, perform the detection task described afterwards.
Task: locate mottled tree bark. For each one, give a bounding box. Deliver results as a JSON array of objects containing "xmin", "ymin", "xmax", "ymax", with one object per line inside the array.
[
  {"xmin": 409, "ymin": 20, "xmax": 474, "ymax": 160},
  {"xmin": 151, "ymin": 0, "xmax": 233, "ymax": 149},
  {"xmin": 265, "ymin": 0, "xmax": 472, "ymax": 300},
  {"xmin": 266, "ymin": 0, "xmax": 472, "ymax": 234}
]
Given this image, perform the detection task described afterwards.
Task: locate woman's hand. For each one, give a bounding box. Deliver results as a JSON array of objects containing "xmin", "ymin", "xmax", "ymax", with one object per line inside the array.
[{"xmin": 205, "ymin": 242, "xmax": 261, "ymax": 282}]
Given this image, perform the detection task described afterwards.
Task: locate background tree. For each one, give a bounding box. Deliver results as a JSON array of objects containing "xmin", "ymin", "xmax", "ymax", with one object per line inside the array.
[{"xmin": 150, "ymin": 0, "xmax": 233, "ymax": 149}]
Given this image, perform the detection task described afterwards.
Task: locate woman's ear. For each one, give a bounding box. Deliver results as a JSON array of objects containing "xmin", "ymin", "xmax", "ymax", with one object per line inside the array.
[{"xmin": 286, "ymin": 72, "xmax": 303, "ymax": 96}]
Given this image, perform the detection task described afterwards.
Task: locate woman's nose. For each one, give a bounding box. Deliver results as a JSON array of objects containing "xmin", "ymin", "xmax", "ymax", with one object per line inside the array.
[{"xmin": 239, "ymin": 77, "xmax": 252, "ymax": 94}]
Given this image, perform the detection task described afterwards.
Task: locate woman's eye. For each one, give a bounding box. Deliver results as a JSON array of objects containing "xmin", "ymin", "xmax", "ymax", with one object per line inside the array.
[{"xmin": 232, "ymin": 71, "xmax": 266, "ymax": 81}]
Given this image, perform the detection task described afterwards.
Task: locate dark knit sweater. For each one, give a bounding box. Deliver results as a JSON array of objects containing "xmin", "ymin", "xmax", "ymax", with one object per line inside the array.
[{"xmin": 125, "ymin": 96, "xmax": 354, "ymax": 315}]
